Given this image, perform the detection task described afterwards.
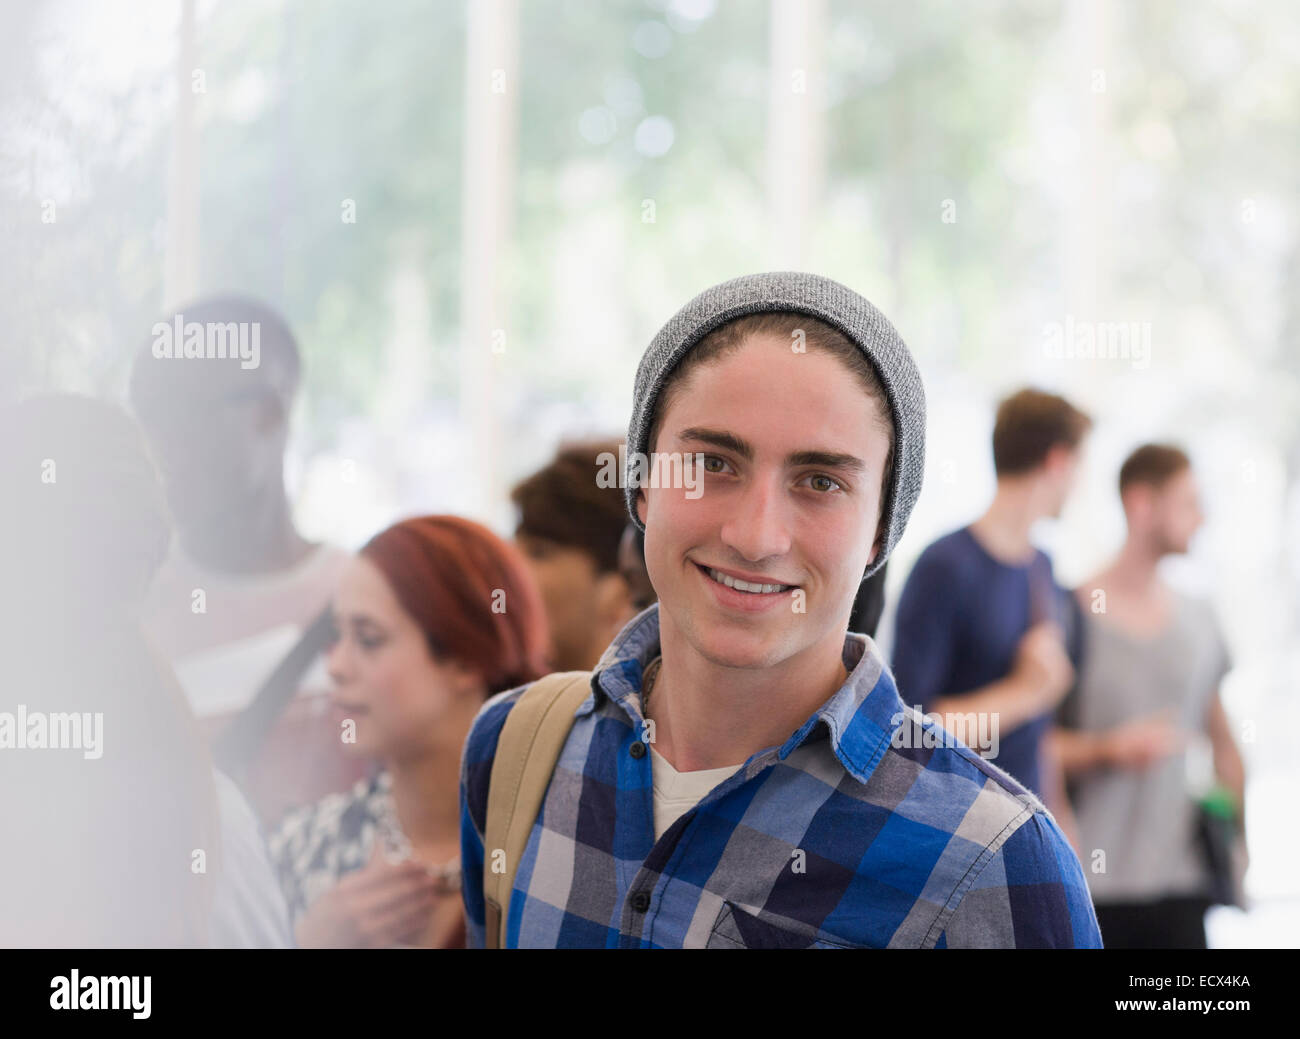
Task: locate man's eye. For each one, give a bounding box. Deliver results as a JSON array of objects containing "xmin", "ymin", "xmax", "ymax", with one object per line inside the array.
[
  {"xmin": 701, "ymin": 455, "xmax": 730, "ymax": 474},
  {"xmin": 358, "ymin": 633, "xmax": 386, "ymax": 651},
  {"xmin": 807, "ymin": 474, "xmax": 843, "ymax": 493}
]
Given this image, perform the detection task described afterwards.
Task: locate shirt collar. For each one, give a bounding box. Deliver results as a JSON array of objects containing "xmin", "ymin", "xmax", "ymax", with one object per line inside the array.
[{"xmin": 587, "ymin": 602, "xmax": 903, "ymax": 786}]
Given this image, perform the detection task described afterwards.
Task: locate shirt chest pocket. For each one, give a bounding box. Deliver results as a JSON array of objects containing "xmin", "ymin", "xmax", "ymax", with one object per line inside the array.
[{"xmin": 706, "ymin": 901, "xmax": 862, "ymax": 949}]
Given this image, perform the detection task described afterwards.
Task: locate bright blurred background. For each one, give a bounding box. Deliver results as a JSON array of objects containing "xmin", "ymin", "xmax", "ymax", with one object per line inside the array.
[{"xmin": 2, "ymin": 0, "xmax": 1297, "ymax": 946}]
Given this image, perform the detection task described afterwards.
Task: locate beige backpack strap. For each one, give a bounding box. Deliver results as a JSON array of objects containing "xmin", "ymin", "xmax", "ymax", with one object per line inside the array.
[{"xmin": 483, "ymin": 670, "xmax": 592, "ymax": 948}]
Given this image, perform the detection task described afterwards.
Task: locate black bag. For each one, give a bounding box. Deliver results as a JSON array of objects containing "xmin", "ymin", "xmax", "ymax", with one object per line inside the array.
[{"xmin": 1195, "ymin": 793, "xmax": 1245, "ymax": 909}]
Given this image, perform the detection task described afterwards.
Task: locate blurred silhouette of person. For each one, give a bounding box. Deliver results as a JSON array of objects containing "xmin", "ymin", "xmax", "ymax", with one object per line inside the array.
[
  {"xmin": 268, "ymin": 516, "xmax": 549, "ymax": 948},
  {"xmin": 511, "ymin": 440, "xmax": 641, "ymax": 670},
  {"xmin": 1055, "ymin": 444, "xmax": 1244, "ymax": 949},
  {"xmin": 618, "ymin": 521, "xmax": 657, "ymax": 616},
  {"xmin": 0, "ymin": 394, "xmax": 291, "ymax": 948},
  {"xmin": 128, "ymin": 296, "xmax": 357, "ymax": 824},
  {"xmin": 892, "ymin": 389, "xmax": 1090, "ymax": 821},
  {"xmin": 848, "ymin": 562, "xmax": 888, "ymax": 638}
]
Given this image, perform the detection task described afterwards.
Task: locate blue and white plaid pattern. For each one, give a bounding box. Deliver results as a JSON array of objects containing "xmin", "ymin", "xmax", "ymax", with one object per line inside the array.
[{"xmin": 460, "ymin": 605, "xmax": 1103, "ymax": 948}]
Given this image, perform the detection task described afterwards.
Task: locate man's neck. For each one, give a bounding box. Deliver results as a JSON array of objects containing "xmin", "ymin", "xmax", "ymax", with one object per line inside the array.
[
  {"xmin": 969, "ymin": 481, "xmax": 1046, "ymax": 565},
  {"xmin": 179, "ymin": 489, "xmax": 311, "ymax": 576},
  {"xmin": 1102, "ymin": 535, "xmax": 1163, "ymax": 595},
  {"xmin": 648, "ymin": 619, "xmax": 850, "ymax": 773},
  {"xmin": 1081, "ymin": 535, "xmax": 1173, "ymax": 637}
]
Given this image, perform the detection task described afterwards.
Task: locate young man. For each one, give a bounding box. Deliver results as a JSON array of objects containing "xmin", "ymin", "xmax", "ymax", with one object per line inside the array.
[
  {"xmin": 511, "ymin": 440, "xmax": 643, "ymax": 672},
  {"xmin": 129, "ymin": 296, "xmax": 356, "ymax": 823},
  {"xmin": 460, "ymin": 273, "xmax": 1101, "ymax": 948},
  {"xmin": 891, "ymin": 389, "xmax": 1090, "ymax": 826},
  {"xmin": 1056, "ymin": 444, "xmax": 1244, "ymax": 949}
]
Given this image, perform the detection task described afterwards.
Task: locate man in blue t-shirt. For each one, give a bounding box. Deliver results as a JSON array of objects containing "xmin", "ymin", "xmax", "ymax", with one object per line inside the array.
[{"xmin": 892, "ymin": 388, "xmax": 1091, "ymax": 829}]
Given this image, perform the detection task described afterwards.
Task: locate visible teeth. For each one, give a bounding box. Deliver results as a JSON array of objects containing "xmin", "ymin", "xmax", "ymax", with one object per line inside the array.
[{"xmin": 707, "ymin": 567, "xmax": 788, "ymax": 594}]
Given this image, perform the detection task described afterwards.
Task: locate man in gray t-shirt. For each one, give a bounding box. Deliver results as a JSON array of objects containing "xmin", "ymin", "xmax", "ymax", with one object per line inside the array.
[{"xmin": 1054, "ymin": 444, "xmax": 1245, "ymax": 949}]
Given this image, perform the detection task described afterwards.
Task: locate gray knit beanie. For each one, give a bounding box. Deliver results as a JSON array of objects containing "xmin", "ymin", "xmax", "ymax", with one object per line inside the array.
[{"xmin": 625, "ymin": 271, "xmax": 926, "ymax": 579}]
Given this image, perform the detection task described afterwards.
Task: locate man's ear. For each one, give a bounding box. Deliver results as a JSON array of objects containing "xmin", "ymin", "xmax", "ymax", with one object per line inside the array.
[
  {"xmin": 1122, "ymin": 484, "xmax": 1153, "ymax": 525},
  {"xmin": 635, "ymin": 488, "xmax": 648, "ymax": 527},
  {"xmin": 866, "ymin": 538, "xmax": 881, "ymax": 569},
  {"xmin": 1044, "ymin": 442, "xmax": 1076, "ymax": 477},
  {"xmin": 865, "ymin": 515, "xmax": 884, "ymax": 569},
  {"xmin": 252, "ymin": 388, "xmax": 286, "ymax": 436}
]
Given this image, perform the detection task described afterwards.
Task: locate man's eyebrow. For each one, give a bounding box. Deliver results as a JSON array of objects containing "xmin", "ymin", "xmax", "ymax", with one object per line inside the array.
[
  {"xmin": 786, "ymin": 449, "xmax": 866, "ymax": 476},
  {"xmin": 676, "ymin": 426, "xmax": 867, "ymax": 476},
  {"xmin": 677, "ymin": 426, "xmax": 754, "ymax": 460}
]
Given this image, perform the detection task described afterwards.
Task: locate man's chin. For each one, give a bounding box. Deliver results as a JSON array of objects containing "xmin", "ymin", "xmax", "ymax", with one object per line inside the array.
[
  {"xmin": 663, "ymin": 598, "xmax": 805, "ymax": 669},
  {"xmin": 683, "ymin": 622, "xmax": 799, "ymax": 672}
]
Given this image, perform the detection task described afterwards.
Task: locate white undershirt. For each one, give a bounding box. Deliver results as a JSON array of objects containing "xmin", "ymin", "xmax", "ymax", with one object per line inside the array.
[{"xmin": 649, "ymin": 744, "xmax": 743, "ymax": 841}]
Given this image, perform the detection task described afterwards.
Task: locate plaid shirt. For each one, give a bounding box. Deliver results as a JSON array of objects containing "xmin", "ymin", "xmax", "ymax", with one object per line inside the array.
[{"xmin": 460, "ymin": 604, "xmax": 1103, "ymax": 948}]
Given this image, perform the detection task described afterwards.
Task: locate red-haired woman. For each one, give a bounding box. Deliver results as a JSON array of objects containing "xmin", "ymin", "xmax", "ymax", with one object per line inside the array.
[{"xmin": 268, "ymin": 516, "xmax": 550, "ymax": 948}]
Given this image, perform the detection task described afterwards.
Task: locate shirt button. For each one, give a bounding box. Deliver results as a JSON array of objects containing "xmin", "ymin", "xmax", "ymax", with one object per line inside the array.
[
  {"xmin": 629, "ymin": 741, "xmax": 647, "ymax": 759},
  {"xmin": 631, "ymin": 891, "xmax": 651, "ymax": 913}
]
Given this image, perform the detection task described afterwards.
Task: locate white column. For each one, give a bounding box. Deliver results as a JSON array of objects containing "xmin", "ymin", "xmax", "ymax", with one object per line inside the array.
[
  {"xmin": 459, "ymin": 0, "xmax": 519, "ymax": 524},
  {"xmin": 164, "ymin": 0, "xmax": 200, "ymax": 311},
  {"xmin": 1063, "ymin": 0, "xmax": 1110, "ymax": 327},
  {"xmin": 766, "ymin": 0, "xmax": 826, "ymax": 270}
]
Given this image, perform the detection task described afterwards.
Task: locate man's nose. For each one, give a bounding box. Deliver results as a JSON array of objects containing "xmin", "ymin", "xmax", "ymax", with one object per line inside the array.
[{"xmin": 719, "ymin": 471, "xmax": 793, "ymax": 562}]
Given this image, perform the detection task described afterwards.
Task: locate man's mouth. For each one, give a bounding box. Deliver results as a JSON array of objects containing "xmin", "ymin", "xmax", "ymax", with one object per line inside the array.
[{"xmin": 696, "ymin": 562, "xmax": 796, "ymax": 595}]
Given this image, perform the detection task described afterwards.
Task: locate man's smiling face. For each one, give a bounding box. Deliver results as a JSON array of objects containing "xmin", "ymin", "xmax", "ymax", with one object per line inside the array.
[{"xmin": 636, "ymin": 332, "xmax": 892, "ymax": 673}]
